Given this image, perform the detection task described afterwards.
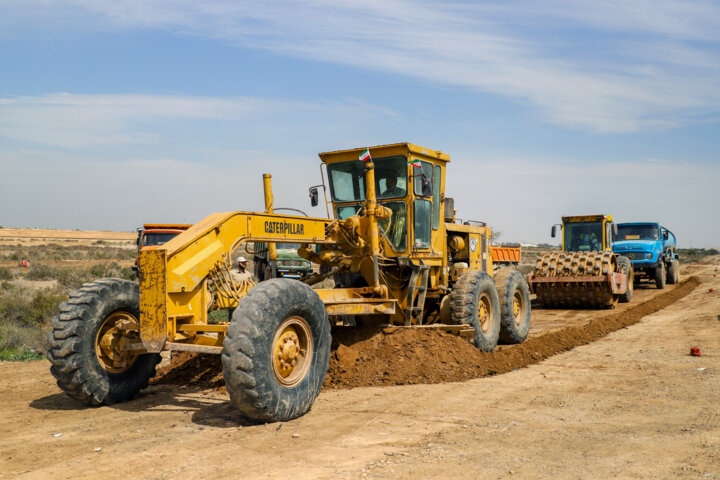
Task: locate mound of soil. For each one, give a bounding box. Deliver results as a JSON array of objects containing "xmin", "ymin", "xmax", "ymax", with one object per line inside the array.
[{"xmin": 151, "ymin": 276, "xmax": 699, "ymax": 392}]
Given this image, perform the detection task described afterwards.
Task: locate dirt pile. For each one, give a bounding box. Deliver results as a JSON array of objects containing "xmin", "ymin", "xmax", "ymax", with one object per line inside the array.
[{"xmin": 151, "ymin": 276, "xmax": 699, "ymax": 392}]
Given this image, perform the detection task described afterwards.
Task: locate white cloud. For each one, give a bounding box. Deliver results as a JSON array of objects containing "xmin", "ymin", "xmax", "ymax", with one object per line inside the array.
[
  {"xmin": 5, "ymin": 0, "xmax": 720, "ymax": 132},
  {"xmin": 0, "ymin": 93, "xmax": 396, "ymax": 148}
]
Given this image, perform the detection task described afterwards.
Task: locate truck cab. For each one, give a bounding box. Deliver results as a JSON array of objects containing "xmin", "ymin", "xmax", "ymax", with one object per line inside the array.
[
  {"xmin": 252, "ymin": 241, "xmax": 313, "ymax": 280},
  {"xmin": 552, "ymin": 214, "xmax": 616, "ymax": 252},
  {"xmin": 133, "ymin": 224, "xmax": 191, "ymax": 275},
  {"xmin": 612, "ymin": 222, "xmax": 679, "ymax": 288}
]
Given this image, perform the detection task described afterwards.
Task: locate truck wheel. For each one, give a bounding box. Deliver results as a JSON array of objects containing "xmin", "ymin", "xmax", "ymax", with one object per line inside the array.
[
  {"xmin": 655, "ymin": 262, "xmax": 666, "ymax": 289},
  {"xmin": 667, "ymin": 260, "xmax": 679, "ymax": 285},
  {"xmin": 450, "ymin": 270, "xmax": 501, "ymax": 352},
  {"xmin": 222, "ymin": 278, "xmax": 330, "ymax": 422},
  {"xmin": 617, "ymin": 256, "xmax": 634, "ymax": 303},
  {"xmin": 47, "ymin": 279, "xmax": 161, "ymax": 406},
  {"xmin": 494, "ymin": 268, "xmax": 531, "ymax": 344}
]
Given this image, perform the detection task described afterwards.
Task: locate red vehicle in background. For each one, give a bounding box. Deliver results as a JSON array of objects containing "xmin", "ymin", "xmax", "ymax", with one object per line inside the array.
[{"xmin": 133, "ymin": 224, "xmax": 191, "ymax": 275}]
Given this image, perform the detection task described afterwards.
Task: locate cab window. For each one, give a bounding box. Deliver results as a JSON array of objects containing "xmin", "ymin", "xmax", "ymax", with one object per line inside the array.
[
  {"xmin": 328, "ymin": 161, "xmax": 366, "ymax": 202},
  {"xmin": 412, "ymin": 160, "xmax": 433, "ymax": 197},
  {"xmin": 432, "ymin": 164, "xmax": 441, "ymax": 230},
  {"xmin": 336, "ymin": 205, "xmax": 360, "ymax": 220},
  {"xmin": 414, "ymin": 199, "xmax": 432, "ymax": 249},
  {"xmin": 375, "ymin": 156, "xmax": 408, "ymax": 199},
  {"xmin": 378, "ymin": 201, "xmax": 407, "ymax": 252}
]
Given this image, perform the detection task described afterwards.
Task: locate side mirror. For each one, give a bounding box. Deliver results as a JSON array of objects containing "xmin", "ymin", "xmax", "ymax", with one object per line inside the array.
[
  {"xmin": 551, "ymin": 225, "xmax": 557, "ymax": 238},
  {"xmin": 309, "ymin": 187, "xmax": 319, "ymax": 207},
  {"xmin": 663, "ymin": 231, "xmax": 668, "ymax": 240},
  {"xmin": 612, "ymin": 223, "xmax": 618, "ymax": 237}
]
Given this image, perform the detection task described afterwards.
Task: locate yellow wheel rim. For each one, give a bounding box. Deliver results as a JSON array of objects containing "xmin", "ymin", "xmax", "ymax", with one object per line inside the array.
[
  {"xmin": 272, "ymin": 316, "xmax": 313, "ymax": 387},
  {"xmin": 95, "ymin": 311, "xmax": 140, "ymax": 374},
  {"xmin": 512, "ymin": 290, "xmax": 526, "ymax": 327},
  {"xmin": 478, "ymin": 293, "xmax": 494, "ymax": 334}
]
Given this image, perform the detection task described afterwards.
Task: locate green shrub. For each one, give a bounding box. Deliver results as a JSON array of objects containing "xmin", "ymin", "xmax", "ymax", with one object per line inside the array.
[
  {"xmin": 0, "ymin": 286, "xmax": 66, "ymax": 327},
  {"xmin": 0, "ymin": 322, "xmax": 49, "ymax": 360},
  {"xmin": 0, "ymin": 267, "xmax": 13, "ymax": 281}
]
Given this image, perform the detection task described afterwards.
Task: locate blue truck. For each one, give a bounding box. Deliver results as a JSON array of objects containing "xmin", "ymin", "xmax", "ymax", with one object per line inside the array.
[{"xmin": 612, "ymin": 222, "xmax": 679, "ymax": 289}]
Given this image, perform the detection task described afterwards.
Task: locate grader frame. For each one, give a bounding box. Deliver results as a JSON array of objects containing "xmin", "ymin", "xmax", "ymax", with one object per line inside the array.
[{"xmin": 49, "ymin": 143, "xmax": 532, "ymax": 422}]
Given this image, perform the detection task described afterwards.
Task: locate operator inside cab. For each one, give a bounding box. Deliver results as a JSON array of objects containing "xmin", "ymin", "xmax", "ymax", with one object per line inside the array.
[{"xmin": 379, "ymin": 175, "xmax": 406, "ymax": 199}]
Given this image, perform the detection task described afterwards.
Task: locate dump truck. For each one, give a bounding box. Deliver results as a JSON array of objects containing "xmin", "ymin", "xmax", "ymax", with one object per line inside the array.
[
  {"xmin": 612, "ymin": 222, "xmax": 679, "ymax": 288},
  {"xmin": 48, "ymin": 143, "xmax": 531, "ymax": 422},
  {"xmin": 132, "ymin": 224, "xmax": 191, "ymax": 276},
  {"xmin": 529, "ymin": 214, "xmax": 633, "ymax": 308},
  {"xmin": 490, "ymin": 245, "xmax": 521, "ymax": 269}
]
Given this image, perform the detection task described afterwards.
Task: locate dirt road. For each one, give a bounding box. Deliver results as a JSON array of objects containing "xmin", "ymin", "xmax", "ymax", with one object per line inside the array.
[{"xmin": 2, "ymin": 264, "xmax": 719, "ymax": 479}]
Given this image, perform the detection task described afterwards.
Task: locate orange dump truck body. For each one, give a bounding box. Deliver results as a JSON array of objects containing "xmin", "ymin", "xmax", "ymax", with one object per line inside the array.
[{"xmin": 491, "ymin": 245, "xmax": 521, "ymax": 265}]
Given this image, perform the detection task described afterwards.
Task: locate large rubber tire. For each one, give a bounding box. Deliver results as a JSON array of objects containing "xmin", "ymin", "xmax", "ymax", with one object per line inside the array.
[
  {"xmin": 222, "ymin": 278, "xmax": 330, "ymax": 422},
  {"xmin": 617, "ymin": 256, "xmax": 634, "ymax": 303},
  {"xmin": 667, "ymin": 259, "xmax": 679, "ymax": 285},
  {"xmin": 655, "ymin": 262, "xmax": 666, "ymax": 289},
  {"xmin": 449, "ymin": 270, "xmax": 501, "ymax": 352},
  {"xmin": 494, "ymin": 268, "xmax": 531, "ymax": 344},
  {"xmin": 47, "ymin": 279, "xmax": 161, "ymax": 406}
]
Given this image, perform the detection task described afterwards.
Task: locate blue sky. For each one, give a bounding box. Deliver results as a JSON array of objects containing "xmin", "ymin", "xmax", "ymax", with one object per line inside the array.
[{"xmin": 0, "ymin": 0, "xmax": 718, "ymax": 247}]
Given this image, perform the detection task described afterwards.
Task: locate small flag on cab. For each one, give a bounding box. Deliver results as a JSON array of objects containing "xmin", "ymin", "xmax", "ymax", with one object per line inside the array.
[
  {"xmin": 359, "ymin": 148, "xmax": 371, "ymax": 162},
  {"xmin": 408, "ymin": 158, "xmax": 422, "ymax": 168}
]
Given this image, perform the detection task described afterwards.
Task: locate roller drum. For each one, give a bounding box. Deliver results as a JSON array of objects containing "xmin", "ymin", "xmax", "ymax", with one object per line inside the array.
[{"xmin": 532, "ymin": 251, "xmax": 618, "ymax": 308}]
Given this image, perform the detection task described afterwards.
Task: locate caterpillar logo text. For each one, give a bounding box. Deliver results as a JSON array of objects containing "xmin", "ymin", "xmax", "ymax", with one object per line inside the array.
[{"xmin": 264, "ymin": 220, "xmax": 305, "ymax": 236}]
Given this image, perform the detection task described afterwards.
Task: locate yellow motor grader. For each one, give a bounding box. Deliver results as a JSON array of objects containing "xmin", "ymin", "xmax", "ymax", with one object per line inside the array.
[
  {"xmin": 529, "ymin": 214, "xmax": 634, "ymax": 308},
  {"xmin": 48, "ymin": 143, "xmax": 532, "ymax": 422}
]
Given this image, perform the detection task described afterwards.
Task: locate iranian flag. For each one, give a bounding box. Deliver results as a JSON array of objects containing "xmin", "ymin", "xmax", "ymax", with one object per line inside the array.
[
  {"xmin": 408, "ymin": 159, "xmax": 422, "ymax": 168},
  {"xmin": 359, "ymin": 148, "xmax": 371, "ymax": 162}
]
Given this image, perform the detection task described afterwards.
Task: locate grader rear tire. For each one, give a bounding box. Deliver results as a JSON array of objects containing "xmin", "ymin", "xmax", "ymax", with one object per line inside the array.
[
  {"xmin": 450, "ymin": 270, "xmax": 501, "ymax": 352},
  {"xmin": 222, "ymin": 278, "xmax": 330, "ymax": 422},
  {"xmin": 617, "ymin": 256, "xmax": 634, "ymax": 303},
  {"xmin": 47, "ymin": 279, "xmax": 161, "ymax": 406},
  {"xmin": 494, "ymin": 268, "xmax": 531, "ymax": 344}
]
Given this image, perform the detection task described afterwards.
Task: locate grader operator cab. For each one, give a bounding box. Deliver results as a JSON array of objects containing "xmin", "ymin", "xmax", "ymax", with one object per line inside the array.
[
  {"xmin": 48, "ymin": 143, "xmax": 531, "ymax": 422},
  {"xmin": 530, "ymin": 214, "xmax": 634, "ymax": 308}
]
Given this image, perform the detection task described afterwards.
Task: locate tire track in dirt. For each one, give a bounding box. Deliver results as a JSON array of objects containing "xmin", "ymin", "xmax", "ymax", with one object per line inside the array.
[{"xmin": 152, "ymin": 276, "xmax": 699, "ymax": 392}]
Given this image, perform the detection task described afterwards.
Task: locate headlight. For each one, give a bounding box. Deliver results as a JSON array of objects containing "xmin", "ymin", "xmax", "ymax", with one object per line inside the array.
[{"xmin": 645, "ymin": 253, "xmax": 653, "ymax": 259}]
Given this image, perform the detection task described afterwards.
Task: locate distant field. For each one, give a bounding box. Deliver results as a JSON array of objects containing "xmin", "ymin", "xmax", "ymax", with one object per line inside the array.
[{"xmin": 0, "ymin": 228, "xmax": 135, "ymax": 241}]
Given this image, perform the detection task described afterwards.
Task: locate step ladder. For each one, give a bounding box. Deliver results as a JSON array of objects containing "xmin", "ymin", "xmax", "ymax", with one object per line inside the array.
[{"xmin": 404, "ymin": 265, "xmax": 430, "ymax": 326}]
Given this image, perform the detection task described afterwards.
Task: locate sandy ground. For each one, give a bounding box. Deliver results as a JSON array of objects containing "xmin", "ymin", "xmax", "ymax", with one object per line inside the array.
[{"xmin": 1, "ymin": 264, "xmax": 719, "ymax": 479}]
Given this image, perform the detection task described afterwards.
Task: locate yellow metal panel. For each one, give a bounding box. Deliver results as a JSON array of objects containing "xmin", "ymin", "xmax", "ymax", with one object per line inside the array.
[
  {"xmin": 562, "ymin": 214, "xmax": 608, "ymax": 223},
  {"xmin": 324, "ymin": 300, "xmax": 396, "ymax": 316},
  {"xmin": 319, "ymin": 143, "xmax": 450, "ymax": 164},
  {"xmin": 138, "ymin": 249, "xmax": 167, "ymax": 353},
  {"xmin": 164, "ymin": 212, "xmax": 330, "ymax": 292}
]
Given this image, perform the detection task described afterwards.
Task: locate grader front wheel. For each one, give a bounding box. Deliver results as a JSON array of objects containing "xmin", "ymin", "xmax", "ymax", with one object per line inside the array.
[
  {"xmin": 95, "ymin": 311, "xmax": 141, "ymax": 373},
  {"xmin": 47, "ymin": 279, "xmax": 161, "ymax": 406},
  {"xmin": 271, "ymin": 316, "xmax": 313, "ymax": 387},
  {"xmin": 222, "ymin": 278, "xmax": 331, "ymax": 422}
]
